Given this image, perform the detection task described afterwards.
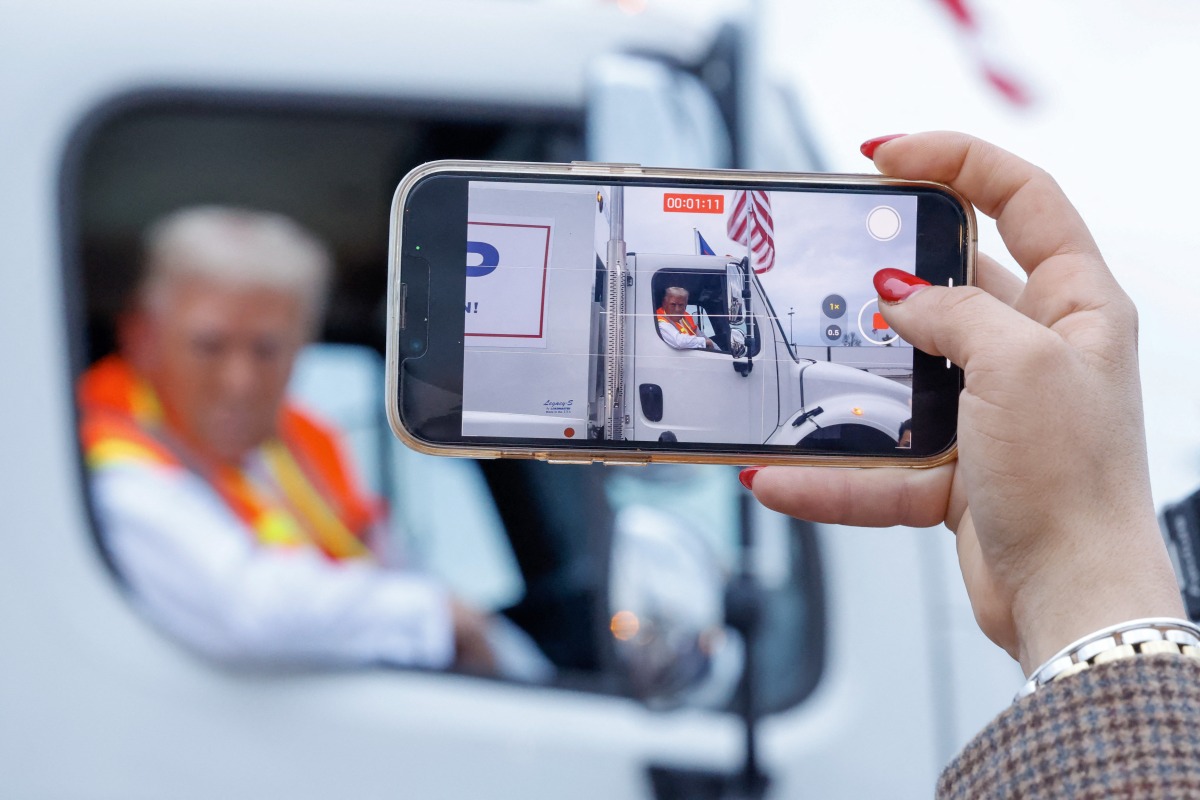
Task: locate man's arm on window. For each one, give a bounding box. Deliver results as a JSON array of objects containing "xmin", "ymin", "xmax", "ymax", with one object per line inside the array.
[{"xmin": 91, "ymin": 463, "xmax": 455, "ymax": 669}]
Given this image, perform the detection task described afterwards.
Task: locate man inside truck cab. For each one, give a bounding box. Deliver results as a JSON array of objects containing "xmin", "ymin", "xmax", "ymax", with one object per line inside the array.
[
  {"xmin": 78, "ymin": 206, "xmax": 540, "ymax": 676},
  {"xmin": 656, "ymin": 286, "xmax": 718, "ymax": 351}
]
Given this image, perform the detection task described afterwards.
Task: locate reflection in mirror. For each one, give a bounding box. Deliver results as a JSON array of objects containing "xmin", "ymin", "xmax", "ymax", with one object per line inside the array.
[
  {"xmin": 608, "ymin": 505, "xmax": 743, "ymax": 708},
  {"xmin": 604, "ymin": 464, "xmax": 823, "ymax": 716},
  {"xmin": 726, "ymin": 261, "xmax": 745, "ymax": 326}
]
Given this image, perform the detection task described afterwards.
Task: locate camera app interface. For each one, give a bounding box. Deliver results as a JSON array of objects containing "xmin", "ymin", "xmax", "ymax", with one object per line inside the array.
[{"xmin": 460, "ymin": 181, "xmax": 917, "ymax": 453}]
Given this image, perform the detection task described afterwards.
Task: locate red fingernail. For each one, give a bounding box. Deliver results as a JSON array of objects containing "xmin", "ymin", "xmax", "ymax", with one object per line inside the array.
[
  {"xmin": 874, "ymin": 268, "xmax": 931, "ymax": 303},
  {"xmin": 860, "ymin": 134, "xmax": 907, "ymax": 160},
  {"xmin": 739, "ymin": 467, "xmax": 763, "ymax": 491}
]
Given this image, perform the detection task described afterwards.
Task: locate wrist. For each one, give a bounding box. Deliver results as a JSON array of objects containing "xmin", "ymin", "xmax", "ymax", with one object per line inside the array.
[
  {"xmin": 1017, "ymin": 617, "xmax": 1200, "ymax": 700},
  {"xmin": 1011, "ymin": 535, "xmax": 1185, "ymax": 674}
]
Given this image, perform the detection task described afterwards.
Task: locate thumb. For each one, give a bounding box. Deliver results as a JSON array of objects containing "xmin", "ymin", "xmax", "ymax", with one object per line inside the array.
[{"xmin": 873, "ymin": 268, "xmax": 1048, "ymax": 369}]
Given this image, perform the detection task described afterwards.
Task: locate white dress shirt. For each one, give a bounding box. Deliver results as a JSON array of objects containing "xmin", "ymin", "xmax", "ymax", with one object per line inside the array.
[
  {"xmin": 657, "ymin": 318, "xmax": 709, "ymax": 350},
  {"xmin": 91, "ymin": 454, "xmax": 455, "ymax": 669}
]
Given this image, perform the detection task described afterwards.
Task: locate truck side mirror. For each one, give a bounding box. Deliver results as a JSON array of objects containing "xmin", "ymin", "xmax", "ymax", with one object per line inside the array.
[
  {"xmin": 608, "ymin": 506, "xmax": 743, "ymax": 709},
  {"xmin": 726, "ymin": 262, "xmax": 745, "ymax": 325}
]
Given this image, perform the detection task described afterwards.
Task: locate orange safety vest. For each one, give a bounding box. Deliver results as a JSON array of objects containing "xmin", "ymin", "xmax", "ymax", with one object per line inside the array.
[
  {"xmin": 78, "ymin": 355, "xmax": 377, "ymax": 561},
  {"xmin": 655, "ymin": 307, "xmax": 699, "ymax": 336}
]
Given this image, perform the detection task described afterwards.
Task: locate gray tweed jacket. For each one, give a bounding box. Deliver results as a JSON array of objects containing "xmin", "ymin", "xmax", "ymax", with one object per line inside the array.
[{"xmin": 938, "ymin": 655, "xmax": 1200, "ymax": 798}]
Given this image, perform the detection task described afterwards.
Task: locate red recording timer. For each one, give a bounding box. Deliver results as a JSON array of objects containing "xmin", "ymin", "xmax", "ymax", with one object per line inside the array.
[{"xmin": 662, "ymin": 193, "xmax": 724, "ymax": 213}]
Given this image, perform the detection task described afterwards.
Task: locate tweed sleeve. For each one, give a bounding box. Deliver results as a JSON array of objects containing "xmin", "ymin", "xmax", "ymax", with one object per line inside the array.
[{"xmin": 938, "ymin": 655, "xmax": 1200, "ymax": 799}]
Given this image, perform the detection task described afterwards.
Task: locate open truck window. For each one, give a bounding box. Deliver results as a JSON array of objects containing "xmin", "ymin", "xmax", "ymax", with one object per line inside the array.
[
  {"xmin": 62, "ymin": 90, "xmax": 822, "ymax": 713},
  {"xmin": 649, "ymin": 267, "xmax": 761, "ymax": 358}
]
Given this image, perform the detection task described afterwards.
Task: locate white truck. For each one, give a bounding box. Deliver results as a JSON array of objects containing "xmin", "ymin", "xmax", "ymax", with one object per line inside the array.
[
  {"xmin": 463, "ymin": 184, "xmax": 911, "ymax": 451},
  {"xmin": 0, "ymin": 2, "xmax": 1022, "ymax": 798}
]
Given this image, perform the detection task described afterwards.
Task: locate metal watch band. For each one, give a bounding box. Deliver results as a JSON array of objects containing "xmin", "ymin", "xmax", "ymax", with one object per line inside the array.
[{"xmin": 1015, "ymin": 617, "xmax": 1200, "ymax": 701}]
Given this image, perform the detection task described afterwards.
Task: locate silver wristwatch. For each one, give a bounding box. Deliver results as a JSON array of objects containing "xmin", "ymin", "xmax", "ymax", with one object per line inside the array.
[{"xmin": 1016, "ymin": 617, "xmax": 1200, "ymax": 701}]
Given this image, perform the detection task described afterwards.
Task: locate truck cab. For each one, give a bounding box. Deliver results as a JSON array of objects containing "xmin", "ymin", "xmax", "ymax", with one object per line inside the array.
[
  {"xmin": 632, "ymin": 253, "xmax": 780, "ymax": 444},
  {"xmin": 630, "ymin": 253, "xmax": 910, "ymax": 449},
  {"xmin": 0, "ymin": 2, "xmax": 1020, "ymax": 798}
]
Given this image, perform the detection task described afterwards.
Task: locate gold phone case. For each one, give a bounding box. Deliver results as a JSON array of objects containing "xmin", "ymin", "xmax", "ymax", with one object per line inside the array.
[{"xmin": 386, "ymin": 160, "xmax": 976, "ymax": 468}]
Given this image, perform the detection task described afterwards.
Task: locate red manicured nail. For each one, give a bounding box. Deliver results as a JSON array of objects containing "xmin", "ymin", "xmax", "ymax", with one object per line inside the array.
[
  {"xmin": 739, "ymin": 467, "xmax": 763, "ymax": 491},
  {"xmin": 874, "ymin": 268, "xmax": 931, "ymax": 303},
  {"xmin": 860, "ymin": 134, "xmax": 906, "ymax": 160}
]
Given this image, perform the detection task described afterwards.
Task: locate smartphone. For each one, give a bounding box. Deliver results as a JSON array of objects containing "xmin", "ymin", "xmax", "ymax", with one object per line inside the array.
[{"xmin": 386, "ymin": 161, "xmax": 975, "ymax": 467}]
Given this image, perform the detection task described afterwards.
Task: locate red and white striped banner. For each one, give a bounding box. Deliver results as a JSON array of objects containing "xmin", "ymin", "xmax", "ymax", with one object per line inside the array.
[
  {"xmin": 726, "ymin": 190, "xmax": 775, "ymax": 274},
  {"xmin": 935, "ymin": 0, "xmax": 1032, "ymax": 107}
]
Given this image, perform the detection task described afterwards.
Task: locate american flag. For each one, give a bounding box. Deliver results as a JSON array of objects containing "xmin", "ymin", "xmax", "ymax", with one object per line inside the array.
[
  {"xmin": 726, "ymin": 190, "xmax": 774, "ymax": 274},
  {"xmin": 934, "ymin": 0, "xmax": 1032, "ymax": 106}
]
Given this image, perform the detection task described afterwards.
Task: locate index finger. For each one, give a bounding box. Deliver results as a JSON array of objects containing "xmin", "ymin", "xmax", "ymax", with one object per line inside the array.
[
  {"xmin": 870, "ymin": 132, "xmax": 1105, "ymax": 283},
  {"xmin": 748, "ymin": 463, "xmax": 956, "ymax": 529}
]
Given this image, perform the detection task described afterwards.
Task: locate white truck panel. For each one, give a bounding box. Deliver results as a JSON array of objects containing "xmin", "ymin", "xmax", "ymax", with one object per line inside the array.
[{"xmin": 463, "ymin": 187, "xmax": 600, "ymax": 439}]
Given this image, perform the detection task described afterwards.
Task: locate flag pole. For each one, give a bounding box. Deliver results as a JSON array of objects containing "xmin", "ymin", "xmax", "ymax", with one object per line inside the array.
[
  {"xmin": 740, "ymin": 196, "xmax": 755, "ymax": 375},
  {"xmin": 746, "ymin": 195, "xmax": 755, "ymax": 269}
]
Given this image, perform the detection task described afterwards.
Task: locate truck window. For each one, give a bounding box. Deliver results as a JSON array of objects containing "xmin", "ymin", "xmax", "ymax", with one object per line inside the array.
[
  {"xmin": 65, "ymin": 90, "xmax": 600, "ymax": 681},
  {"xmin": 651, "ymin": 269, "xmax": 761, "ymax": 357},
  {"xmin": 63, "ymin": 89, "xmax": 822, "ymax": 714}
]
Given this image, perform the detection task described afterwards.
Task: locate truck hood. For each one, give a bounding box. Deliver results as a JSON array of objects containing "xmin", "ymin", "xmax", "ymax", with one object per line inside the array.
[{"xmin": 797, "ymin": 360, "xmax": 911, "ymax": 405}]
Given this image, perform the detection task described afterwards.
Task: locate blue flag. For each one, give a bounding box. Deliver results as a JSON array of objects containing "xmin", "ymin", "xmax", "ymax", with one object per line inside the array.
[{"xmin": 694, "ymin": 229, "xmax": 716, "ymax": 256}]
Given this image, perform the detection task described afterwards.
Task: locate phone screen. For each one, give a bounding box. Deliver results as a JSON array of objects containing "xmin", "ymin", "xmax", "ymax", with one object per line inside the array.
[{"xmin": 393, "ymin": 167, "xmax": 969, "ymax": 464}]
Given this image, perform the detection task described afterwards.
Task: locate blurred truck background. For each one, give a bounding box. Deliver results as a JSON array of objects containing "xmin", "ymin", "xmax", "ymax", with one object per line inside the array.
[{"xmin": 2, "ymin": 1, "xmax": 1197, "ymax": 798}]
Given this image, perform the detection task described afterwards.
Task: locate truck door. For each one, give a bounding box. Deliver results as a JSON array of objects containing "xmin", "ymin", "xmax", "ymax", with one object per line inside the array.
[
  {"xmin": 744, "ymin": 265, "xmax": 782, "ymax": 436},
  {"xmin": 630, "ymin": 260, "xmax": 771, "ymax": 444}
]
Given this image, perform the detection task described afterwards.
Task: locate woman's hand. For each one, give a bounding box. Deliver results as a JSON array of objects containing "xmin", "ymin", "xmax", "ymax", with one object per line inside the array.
[{"xmin": 743, "ymin": 132, "xmax": 1183, "ymax": 673}]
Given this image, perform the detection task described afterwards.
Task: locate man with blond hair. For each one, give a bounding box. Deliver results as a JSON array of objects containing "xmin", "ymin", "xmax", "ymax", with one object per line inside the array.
[
  {"xmin": 656, "ymin": 286, "xmax": 718, "ymax": 351},
  {"xmin": 79, "ymin": 206, "xmax": 514, "ymax": 673}
]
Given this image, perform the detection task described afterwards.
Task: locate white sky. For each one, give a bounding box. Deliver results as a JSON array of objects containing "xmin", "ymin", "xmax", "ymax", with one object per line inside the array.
[{"xmin": 764, "ymin": 0, "xmax": 1200, "ymax": 499}]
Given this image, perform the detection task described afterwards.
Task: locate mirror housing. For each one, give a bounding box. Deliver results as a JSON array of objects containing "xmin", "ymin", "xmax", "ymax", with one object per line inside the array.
[{"xmin": 607, "ymin": 506, "xmax": 742, "ymax": 709}]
